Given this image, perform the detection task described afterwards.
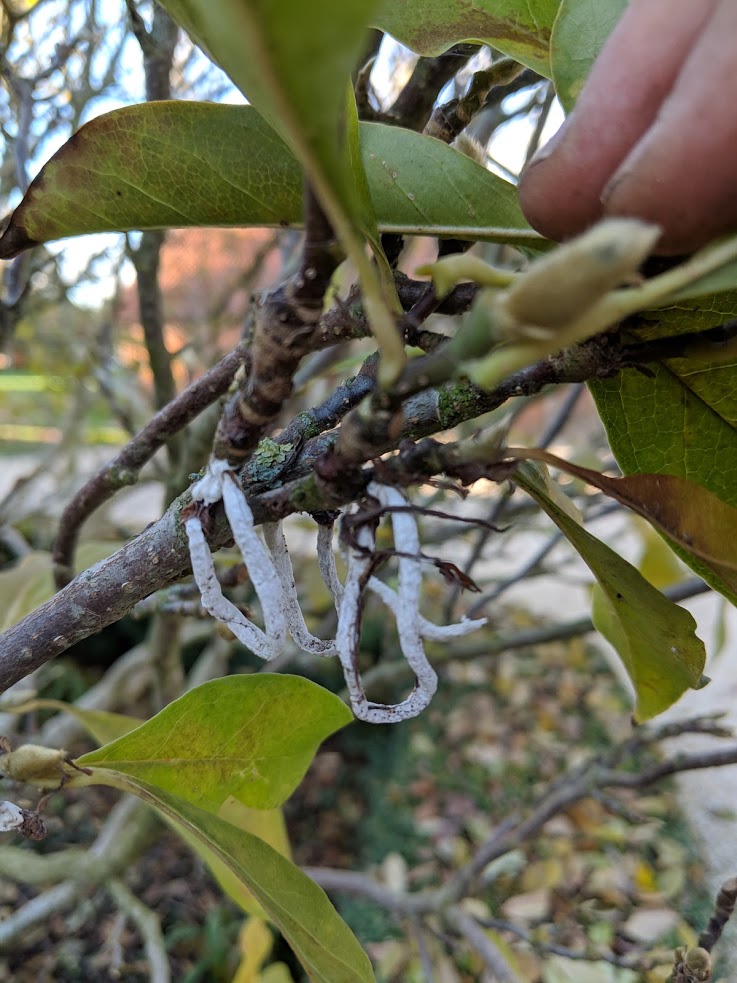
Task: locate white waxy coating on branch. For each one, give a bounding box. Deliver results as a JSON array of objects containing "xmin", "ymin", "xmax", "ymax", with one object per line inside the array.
[
  {"xmin": 184, "ymin": 513, "xmax": 283, "ymax": 659},
  {"xmin": 185, "ymin": 458, "xmax": 285, "ymax": 660},
  {"xmin": 317, "ymin": 522, "xmax": 344, "ymax": 607},
  {"xmin": 366, "ymin": 576, "xmax": 486, "ymax": 639},
  {"xmin": 335, "ymin": 520, "xmax": 433, "ymax": 723},
  {"xmin": 262, "ymin": 522, "xmax": 337, "ymax": 656},
  {"xmin": 370, "ymin": 483, "xmax": 437, "ymax": 719},
  {"xmin": 335, "ymin": 526, "xmax": 376, "ymax": 719},
  {"xmin": 190, "ymin": 457, "xmax": 232, "ymax": 505},
  {"xmin": 220, "ymin": 472, "xmax": 287, "ymax": 649},
  {"xmin": 334, "ymin": 484, "xmax": 451, "ymax": 723},
  {"xmin": 185, "ymin": 461, "xmax": 485, "ymax": 722},
  {"xmin": 319, "ymin": 518, "xmax": 486, "ymax": 639},
  {"xmin": 0, "ymin": 800, "xmax": 24, "ymax": 832}
]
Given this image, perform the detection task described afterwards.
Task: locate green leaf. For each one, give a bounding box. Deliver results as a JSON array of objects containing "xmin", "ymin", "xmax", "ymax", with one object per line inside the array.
[
  {"xmin": 590, "ymin": 358, "xmax": 737, "ymax": 606},
  {"xmin": 6, "ymin": 699, "xmax": 142, "ymax": 746},
  {"xmin": 376, "ymin": 0, "xmax": 560, "ymax": 77},
  {"xmin": 515, "ymin": 462, "xmax": 706, "ymax": 722},
  {"xmin": 587, "ymin": 238, "xmax": 737, "ymax": 605},
  {"xmin": 155, "ymin": 0, "xmax": 406, "ymax": 381},
  {"xmin": 0, "ymin": 103, "xmax": 543, "ymax": 259},
  {"xmin": 178, "ymin": 799, "xmax": 292, "ymax": 917},
  {"xmin": 362, "ymin": 123, "xmax": 543, "ymax": 248},
  {"xmin": 95, "ymin": 776, "xmax": 376, "ymax": 983},
  {"xmin": 77, "ymin": 675, "xmax": 352, "ymax": 811},
  {"xmin": 550, "ymin": 0, "xmax": 627, "ymax": 111},
  {"xmin": 588, "ymin": 280, "xmax": 737, "ymax": 602},
  {"xmin": 13, "ymin": 689, "xmax": 298, "ymax": 919},
  {"xmin": 155, "ymin": 0, "xmax": 378, "ymax": 227}
]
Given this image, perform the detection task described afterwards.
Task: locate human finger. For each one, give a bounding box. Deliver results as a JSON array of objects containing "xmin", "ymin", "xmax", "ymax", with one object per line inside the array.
[
  {"xmin": 603, "ymin": 0, "xmax": 737, "ymax": 254},
  {"xmin": 518, "ymin": 0, "xmax": 717, "ymax": 242}
]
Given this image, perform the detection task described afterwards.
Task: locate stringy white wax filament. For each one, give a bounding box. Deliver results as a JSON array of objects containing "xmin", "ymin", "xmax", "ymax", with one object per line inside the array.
[
  {"xmin": 262, "ymin": 521, "xmax": 337, "ymax": 656},
  {"xmin": 317, "ymin": 519, "xmax": 486, "ymax": 644},
  {"xmin": 184, "ymin": 459, "xmax": 286, "ymax": 660},
  {"xmin": 185, "ymin": 462, "xmax": 486, "ymax": 722},
  {"xmin": 330, "ymin": 483, "xmax": 487, "ymax": 723}
]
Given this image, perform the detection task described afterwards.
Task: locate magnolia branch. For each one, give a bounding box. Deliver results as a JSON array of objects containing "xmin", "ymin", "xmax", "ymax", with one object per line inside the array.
[{"xmin": 0, "ymin": 323, "xmax": 727, "ymax": 691}]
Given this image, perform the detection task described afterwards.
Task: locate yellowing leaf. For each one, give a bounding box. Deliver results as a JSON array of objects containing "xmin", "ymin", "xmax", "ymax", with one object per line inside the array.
[
  {"xmin": 515, "ymin": 462, "xmax": 707, "ymax": 722},
  {"xmin": 0, "ymin": 542, "xmax": 123, "ymax": 631},
  {"xmin": 220, "ymin": 797, "xmax": 291, "ymax": 861},
  {"xmin": 634, "ymin": 519, "xmax": 684, "ymax": 590},
  {"xmin": 520, "ymin": 857, "xmax": 565, "ymax": 892},
  {"xmin": 77, "ymin": 675, "xmax": 352, "ymax": 811},
  {"xmin": 6, "ymin": 699, "xmax": 143, "ymax": 746},
  {"xmin": 232, "ymin": 916, "xmax": 296, "ymax": 983},
  {"xmin": 260, "ymin": 968, "xmax": 295, "ymax": 983},
  {"xmin": 235, "ymin": 917, "xmax": 274, "ymax": 982},
  {"xmin": 199, "ymin": 800, "xmax": 291, "ymax": 916},
  {"xmin": 96, "ymin": 777, "xmax": 376, "ymax": 983},
  {"xmin": 512, "ymin": 447, "xmax": 737, "ymax": 596},
  {"xmin": 0, "ymin": 553, "xmax": 52, "ymax": 632},
  {"xmin": 632, "ymin": 859, "xmax": 658, "ymax": 895}
]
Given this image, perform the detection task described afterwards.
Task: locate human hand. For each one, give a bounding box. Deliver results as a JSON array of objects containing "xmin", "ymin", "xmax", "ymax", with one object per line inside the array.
[{"xmin": 518, "ymin": 0, "xmax": 737, "ymax": 255}]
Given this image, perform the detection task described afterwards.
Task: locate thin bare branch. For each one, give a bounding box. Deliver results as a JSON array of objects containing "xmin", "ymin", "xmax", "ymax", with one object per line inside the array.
[
  {"xmin": 213, "ymin": 187, "xmax": 342, "ymax": 465},
  {"xmin": 0, "ymin": 797, "xmax": 159, "ymax": 951},
  {"xmin": 388, "ymin": 44, "xmax": 479, "ymax": 130},
  {"xmin": 446, "ymin": 906, "xmax": 521, "ymax": 983},
  {"xmin": 52, "ymin": 344, "xmax": 249, "ymax": 588},
  {"xmin": 424, "ymin": 57, "xmax": 525, "ymax": 144}
]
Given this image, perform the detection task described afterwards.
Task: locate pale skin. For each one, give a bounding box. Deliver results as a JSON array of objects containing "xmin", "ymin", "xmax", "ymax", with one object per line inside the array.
[{"xmin": 518, "ymin": 0, "xmax": 737, "ymax": 255}]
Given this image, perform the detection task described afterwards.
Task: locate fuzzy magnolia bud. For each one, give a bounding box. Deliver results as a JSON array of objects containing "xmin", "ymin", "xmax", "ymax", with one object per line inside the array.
[
  {"xmin": 672, "ymin": 945, "xmax": 711, "ymax": 981},
  {"xmin": 0, "ymin": 744, "xmax": 68, "ymax": 786},
  {"xmin": 501, "ymin": 218, "xmax": 661, "ymax": 331},
  {"xmin": 451, "ymin": 133, "xmax": 488, "ymax": 168}
]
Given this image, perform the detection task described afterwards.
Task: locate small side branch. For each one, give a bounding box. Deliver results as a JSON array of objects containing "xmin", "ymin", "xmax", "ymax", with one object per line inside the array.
[
  {"xmin": 424, "ymin": 57, "xmax": 526, "ymax": 145},
  {"xmin": 387, "ymin": 44, "xmax": 480, "ymax": 131},
  {"xmin": 52, "ymin": 344, "xmax": 249, "ymax": 589},
  {"xmin": 446, "ymin": 906, "xmax": 521, "ymax": 983}
]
